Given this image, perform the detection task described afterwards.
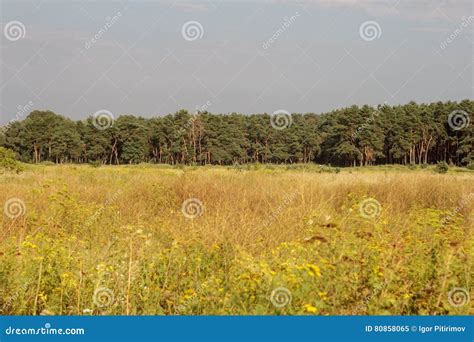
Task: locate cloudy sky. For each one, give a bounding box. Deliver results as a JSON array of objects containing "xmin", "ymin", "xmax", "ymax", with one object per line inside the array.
[{"xmin": 0, "ymin": 0, "xmax": 472, "ymax": 123}]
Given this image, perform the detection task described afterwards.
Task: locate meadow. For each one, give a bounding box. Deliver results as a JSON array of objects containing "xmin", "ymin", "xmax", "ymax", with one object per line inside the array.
[{"xmin": 0, "ymin": 164, "xmax": 472, "ymax": 315}]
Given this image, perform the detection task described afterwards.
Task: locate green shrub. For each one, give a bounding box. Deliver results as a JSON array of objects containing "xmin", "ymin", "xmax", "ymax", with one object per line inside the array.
[
  {"xmin": 88, "ymin": 160, "xmax": 102, "ymax": 168},
  {"xmin": 0, "ymin": 147, "xmax": 23, "ymax": 173},
  {"xmin": 232, "ymin": 163, "xmax": 243, "ymax": 172},
  {"xmin": 467, "ymin": 162, "xmax": 474, "ymax": 170},
  {"xmin": 435, "ymin": 161, "xmax": 449, "ymax": 174},
  {"xmin": 40, "ymin": 161, "xmax": 55, "ymax": 166}
]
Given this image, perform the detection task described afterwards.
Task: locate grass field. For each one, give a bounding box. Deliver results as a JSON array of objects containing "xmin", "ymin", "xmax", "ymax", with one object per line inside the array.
[{"xmin": 1, "ymin": 164, "xmax": 473, "ymax": 315}]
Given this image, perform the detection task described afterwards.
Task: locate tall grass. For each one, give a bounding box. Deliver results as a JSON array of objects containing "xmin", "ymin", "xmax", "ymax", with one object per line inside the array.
[{"xmin": 0, "ymin": 165, "xmax": 472, "ymax": 315}]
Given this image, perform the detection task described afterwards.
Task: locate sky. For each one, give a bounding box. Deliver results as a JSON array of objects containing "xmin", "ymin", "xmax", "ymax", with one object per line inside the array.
[{"xmin": 0, "ymin": 0, "xmax": 472, "ymax": 124}]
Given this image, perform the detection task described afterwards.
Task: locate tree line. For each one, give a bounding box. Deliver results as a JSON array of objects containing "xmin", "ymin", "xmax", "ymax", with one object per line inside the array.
[{"xmin": 1, "ymin": 100, "xmax": 472, "ymax": 167}]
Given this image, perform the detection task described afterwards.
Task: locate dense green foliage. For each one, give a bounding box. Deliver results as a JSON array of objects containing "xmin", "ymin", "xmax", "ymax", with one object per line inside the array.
[
  {"xmin": 0, "ymin": 147, "xmax": 23, "ymax": 173},
  {"xmin": 1, "ymin": 100, "xmax": 472, "ymax": 166},
  {"xmin": 435, "ymin": 161, "xmax": 449, "ymax": 174}
]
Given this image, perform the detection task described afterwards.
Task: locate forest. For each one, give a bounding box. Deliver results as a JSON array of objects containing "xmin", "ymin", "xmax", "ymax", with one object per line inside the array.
[{"xmin": 1, "ymin": 100, "xmax": 472, "ymax": 166}]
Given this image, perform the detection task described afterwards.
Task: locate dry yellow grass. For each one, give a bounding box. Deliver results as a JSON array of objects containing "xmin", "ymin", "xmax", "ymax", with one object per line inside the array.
[{"xmin": 0, "ymin": 165, "xmax": 473, "ymax": 315}]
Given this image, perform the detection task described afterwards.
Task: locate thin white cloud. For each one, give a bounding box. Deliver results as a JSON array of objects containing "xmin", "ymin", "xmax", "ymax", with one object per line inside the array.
[
  {"xmin": 163, "ymin": 0, "xmax": 210, "ymax": 12},
  {"xmin": 271, "ymin": 0, "xmax": 472, "ymax": 21}
]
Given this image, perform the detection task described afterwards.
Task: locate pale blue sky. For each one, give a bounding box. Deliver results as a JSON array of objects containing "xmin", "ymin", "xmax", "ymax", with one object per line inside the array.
[{"xmin": 0, "ymin": 0, "xmax": 472, "ymax": 123}]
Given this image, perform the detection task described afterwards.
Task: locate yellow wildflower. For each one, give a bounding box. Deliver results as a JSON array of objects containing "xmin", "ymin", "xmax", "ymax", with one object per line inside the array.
[
  {"xmin": 21, "ymin": 241, "xmax": 37, "ymax": 249},
  {"xmin": 306, "ymin": 264, "xmax": 321, "ymax": 277},
  {"xmin": 303, "ymin": 304, "xmax": 318, "ymax": 314}
]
